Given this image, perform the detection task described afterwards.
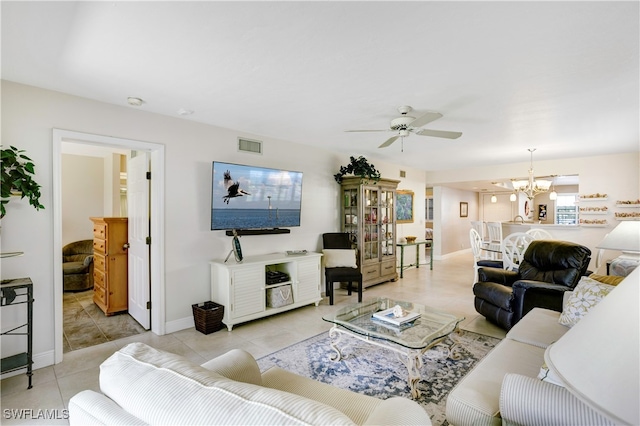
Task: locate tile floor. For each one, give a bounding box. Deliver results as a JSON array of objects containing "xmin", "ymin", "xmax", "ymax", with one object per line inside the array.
[
  {"xmin": 62, "ymin": 290, "xmax": 146, "ymax": 353},
  {"xmin": 1, "ymin": 250, "xmax": 505, "ymax": 425}
]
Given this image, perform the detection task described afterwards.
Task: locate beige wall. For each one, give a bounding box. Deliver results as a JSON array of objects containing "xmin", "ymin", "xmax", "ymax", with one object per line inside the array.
[{"xmin": 0, "ymin": 80, "xmax": 427, "ymax": 369}]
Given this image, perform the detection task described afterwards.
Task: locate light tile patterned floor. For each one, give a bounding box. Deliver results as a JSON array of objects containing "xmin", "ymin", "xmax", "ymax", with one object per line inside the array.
[{"xmin": 0, "ymin": 250, "xmax": 505, "ymax": 425}]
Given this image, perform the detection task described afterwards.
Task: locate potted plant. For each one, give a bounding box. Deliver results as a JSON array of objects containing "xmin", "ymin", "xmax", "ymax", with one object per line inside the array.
[
  {"xmin": 334, "ymin": 156, "xmax": 381, "ymax": 184},
  {"xmin": 1, "ymin": 145, "xmax": 44, "ymax": 218}
]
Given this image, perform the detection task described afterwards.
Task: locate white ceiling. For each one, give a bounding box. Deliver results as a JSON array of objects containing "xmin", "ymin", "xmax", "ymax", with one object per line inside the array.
[{"xmin": 2, "ymin": 1, "xmax": 639, "ymax": 180}]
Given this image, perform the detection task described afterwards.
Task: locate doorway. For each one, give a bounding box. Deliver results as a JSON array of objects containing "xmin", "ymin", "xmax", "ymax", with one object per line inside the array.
[{"xmin": 52, "ymin": 129, "xmax": 166, "ymax": 364}]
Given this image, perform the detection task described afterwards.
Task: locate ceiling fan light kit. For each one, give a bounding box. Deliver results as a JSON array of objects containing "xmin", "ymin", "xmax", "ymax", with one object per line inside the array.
[{"xmin": 346, "ymin": 105, "xmax": 462, "ymax": 151}]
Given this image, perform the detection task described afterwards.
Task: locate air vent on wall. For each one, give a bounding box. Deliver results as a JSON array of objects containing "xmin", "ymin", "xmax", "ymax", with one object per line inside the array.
[
  {"xmin": 400, "ymin": 170, "xmax": 406, "ymax": 178},
  {"xmin": 238, "ymin": 138, "xmax": 262, "ymax": 154}
]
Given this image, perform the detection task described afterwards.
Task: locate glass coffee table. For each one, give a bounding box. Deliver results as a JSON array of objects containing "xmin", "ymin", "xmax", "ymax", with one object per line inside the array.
[{"xmin": 322, "ymin": 297, "xmax": 464, "ymax": 398}]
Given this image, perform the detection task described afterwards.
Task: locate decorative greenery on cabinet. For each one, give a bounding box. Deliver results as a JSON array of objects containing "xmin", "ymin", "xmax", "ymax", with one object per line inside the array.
[{"xmin": 1, "ymin": 145, "xmax": 44, "ymax": 218}]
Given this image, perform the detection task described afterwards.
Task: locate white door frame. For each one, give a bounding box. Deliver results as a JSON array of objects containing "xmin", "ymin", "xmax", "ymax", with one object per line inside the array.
[{"xmin": 52, "ymin": 129, "xmax": 165, "ymax": 364}]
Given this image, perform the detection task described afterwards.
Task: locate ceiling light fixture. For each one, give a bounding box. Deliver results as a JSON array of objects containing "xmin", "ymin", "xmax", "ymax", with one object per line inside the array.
[
  {"xmin": 549, "ymin": 177, "xmax": 558, "ymax": 200},
  {"xmin": 127, "ymin": 97, "xmax": 144, "ymax": 106},
  {"xmin": 177, "ymin": 108, "xmax": 194, "ymax": 116},
  {"xmin": 511, "ymin": 148, "xmax": 552, "ymax": 200}
]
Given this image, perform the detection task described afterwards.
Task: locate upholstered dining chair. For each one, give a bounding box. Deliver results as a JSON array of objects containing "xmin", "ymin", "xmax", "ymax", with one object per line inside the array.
[
  {"xmin": 322, "ymin": 233, "xmax": 362, "ymax": 305},
  {"xmin": 485, "ymin": 222, "xmax": 503, "ymax": 260},
  {"xmin": 470, "ymin": 221, "xmax": 486, "ymax": 241},
  {"xmin": 469, "ymin": 229, "xmax": 503, "ymax": 284},
  {"xmin": 501, "ymin": 232, "xmax": 535, "ymax": 271},
  {"xmin": 525, "ymin": 228, "xmax": 553, "ymax": 240}
]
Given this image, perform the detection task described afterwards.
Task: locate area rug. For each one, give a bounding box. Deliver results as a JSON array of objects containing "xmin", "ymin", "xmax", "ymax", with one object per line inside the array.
[{"xmin": 257, "ymin": 330, "xmax": 500, "ymax": 425}]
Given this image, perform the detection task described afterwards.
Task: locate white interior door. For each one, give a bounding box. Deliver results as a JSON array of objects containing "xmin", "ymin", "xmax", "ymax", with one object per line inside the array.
[{"xmin": 127, "ymin": 152, "xmax": 151, "ymax": 329}]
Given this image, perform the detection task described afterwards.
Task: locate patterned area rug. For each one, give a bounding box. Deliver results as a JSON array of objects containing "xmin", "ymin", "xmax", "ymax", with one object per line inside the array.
[{"xmin": 257, "ymin": 330, "xmax": 500, "ymax": 425}]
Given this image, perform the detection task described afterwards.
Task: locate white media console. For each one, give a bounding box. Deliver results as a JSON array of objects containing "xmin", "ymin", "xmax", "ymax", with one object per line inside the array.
[{"xmin": 210, "ymin": 252, "xmax": 323, "ymax": 331}]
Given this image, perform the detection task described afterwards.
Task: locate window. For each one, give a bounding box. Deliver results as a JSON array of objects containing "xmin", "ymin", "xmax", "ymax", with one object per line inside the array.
[{"xmin": 555, "ymin": 194, "xmax": 578, "ymax": 225}]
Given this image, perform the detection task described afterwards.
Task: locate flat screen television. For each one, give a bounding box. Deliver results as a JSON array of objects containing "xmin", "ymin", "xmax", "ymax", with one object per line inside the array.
[{"xmin": 211, "ymin": 161, "xmax": 303, "ymax": 231}]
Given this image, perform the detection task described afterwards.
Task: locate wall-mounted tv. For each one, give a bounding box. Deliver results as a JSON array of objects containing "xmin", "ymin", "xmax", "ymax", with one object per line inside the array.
[{"xmin": 211, "ymin": 161, "xmax": 303, "ymax": 231}]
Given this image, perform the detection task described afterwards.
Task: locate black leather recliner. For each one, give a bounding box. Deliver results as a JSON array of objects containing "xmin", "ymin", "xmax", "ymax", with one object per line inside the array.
[{"xmin": 473, "ymin": 240, "xmax": 591, "ymax": 330}]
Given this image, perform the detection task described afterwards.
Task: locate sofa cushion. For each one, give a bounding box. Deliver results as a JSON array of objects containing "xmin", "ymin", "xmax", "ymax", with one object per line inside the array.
[
  {"xmin": 558, "ymin": 276, "xmax": 615, "ymax": 327},
  {"xmin": 506, "ymin": 308, "xmax": 568, "ymax": 349},
  {"xmin": 445, "ymin": 339, "xmax": 545, "ymax": 426},
  {"xmin": 200, "ymin": 348, "xmax": 263, "ymax": 386},
  {"xmin": 100, "ymin": 343, "xmax": 355, "ymax": 425},
  {"xmin": 500, "ymin": 374, "xmax": 615, "ymax": 426},
  {"xmin": 588, "ymin": 273, "xmax": 624, "ymax": 286}
]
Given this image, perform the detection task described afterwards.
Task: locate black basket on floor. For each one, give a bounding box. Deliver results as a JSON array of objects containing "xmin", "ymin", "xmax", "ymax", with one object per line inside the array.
[{"xmin": 192, "ymin": 301, "xmax": 224, "ymax": 334}]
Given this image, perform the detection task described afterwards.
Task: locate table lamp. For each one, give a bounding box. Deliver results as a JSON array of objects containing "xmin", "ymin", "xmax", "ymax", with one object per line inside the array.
[{"xmin": 595, "ymin": 221, "xmax": 640, "ymax": 260}]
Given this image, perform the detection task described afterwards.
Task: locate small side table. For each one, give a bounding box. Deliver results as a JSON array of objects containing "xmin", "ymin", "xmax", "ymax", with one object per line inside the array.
[
  {"xmin": 1, "ymin": 277, "xmax": 34, "ymax": 389},
  {"xmin": 397, "ymin": 239, "xmax": 433, "ymax": 278}
]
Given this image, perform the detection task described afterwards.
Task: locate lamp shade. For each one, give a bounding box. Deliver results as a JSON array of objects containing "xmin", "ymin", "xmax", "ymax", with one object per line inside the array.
[
  {"xmin": 545, "ymin": 267, "xmax": 639, "ymax": 424},
  {"xmin": 595, "ymin": 221, "xmax": 640, "ymax": 253}
]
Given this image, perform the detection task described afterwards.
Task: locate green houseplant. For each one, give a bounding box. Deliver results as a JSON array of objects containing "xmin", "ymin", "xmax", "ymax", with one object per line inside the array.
[
  {"xmin": 334, "ymin": 156, "xmax": 381, "ymax": 184},
  {"xmin": 1, "ymin": 145, "xmax": 44, "ymax": 218}
]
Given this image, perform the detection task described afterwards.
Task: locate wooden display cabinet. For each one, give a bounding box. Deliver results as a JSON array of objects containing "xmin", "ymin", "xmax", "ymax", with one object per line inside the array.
[{"xmin": 340, "ymin": 176, "xmax": 399, "ymax": 288}]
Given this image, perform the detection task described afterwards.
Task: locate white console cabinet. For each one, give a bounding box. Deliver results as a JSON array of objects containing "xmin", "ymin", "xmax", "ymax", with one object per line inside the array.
[{"xmin": 210, "ymin": 253, "xmax": 322, "ymax": 331}]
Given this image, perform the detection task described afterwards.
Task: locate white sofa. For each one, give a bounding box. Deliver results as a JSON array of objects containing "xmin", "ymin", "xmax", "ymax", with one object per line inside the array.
[
  {"xmin": 69, "ymin": 342, "xmax": 431, "ymax": 425},
  {"xmin": 446, "ymin": 268, "xmax": 639, "ymax": 426}
]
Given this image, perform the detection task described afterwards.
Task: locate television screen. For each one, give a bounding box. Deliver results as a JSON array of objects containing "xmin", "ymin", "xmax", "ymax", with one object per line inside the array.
[{"xmin": 211, "ymin": 161, "xmax": 303, "ymax": 230}]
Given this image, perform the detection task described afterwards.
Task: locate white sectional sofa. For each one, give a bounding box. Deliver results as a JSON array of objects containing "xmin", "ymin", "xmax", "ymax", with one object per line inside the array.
[
  {"xmin": 69, "ymin": 341, "xmax": 431, "ymax": 425},
  {"xmin": 446, "ymin": 268, "xmax": 639, "ymax": 426}
]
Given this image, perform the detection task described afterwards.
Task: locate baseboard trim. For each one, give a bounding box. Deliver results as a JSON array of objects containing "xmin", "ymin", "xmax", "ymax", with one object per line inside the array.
[
  {"xmin": 0, "ymin": 349, "xmax": 55, "ymax": 379},
  {"xmin": 164, "ymin": 316, "xmax": 195, "ymax": 334}
]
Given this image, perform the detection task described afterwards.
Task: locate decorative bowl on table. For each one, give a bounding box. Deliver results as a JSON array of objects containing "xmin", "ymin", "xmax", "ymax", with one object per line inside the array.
[{"xmin": 405, "ymin": 236, "xmax": 417, "ymax": 243}]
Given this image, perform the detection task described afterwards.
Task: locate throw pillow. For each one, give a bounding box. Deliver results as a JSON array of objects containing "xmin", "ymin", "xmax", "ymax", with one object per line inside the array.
[
  {"xmin": 558, "ymin": 276, "xmax": 615, "ymax": 327},
  {"xmin": 588, "ymin": 273, "xmax": 624, "ymax": 286},
  {"xmin": 323, "ymin": 249, "xmax": 357, "ymax": 268}
]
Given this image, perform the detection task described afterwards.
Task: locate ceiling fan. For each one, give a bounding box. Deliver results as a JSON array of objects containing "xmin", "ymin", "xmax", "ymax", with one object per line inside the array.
[{"xmin": 346, "ymin": 105, "xmax": 462, "ymax": 149}]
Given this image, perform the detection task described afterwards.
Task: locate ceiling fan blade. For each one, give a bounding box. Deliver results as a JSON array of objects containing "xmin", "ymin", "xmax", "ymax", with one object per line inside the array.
[
  {"xmin": 409, "ymin": 111, "xmax": 443, "ymax": 128},
  {"xmin": 415, "ymin": 128, "xmax": 462, "ymax": 139},
  {"xmin": 345, "ymin": 129, "xmax": 390, "ymax": 133},
  {"xmin": 379, "ymin": 135, "xmax": 400, "ymax": 148}
]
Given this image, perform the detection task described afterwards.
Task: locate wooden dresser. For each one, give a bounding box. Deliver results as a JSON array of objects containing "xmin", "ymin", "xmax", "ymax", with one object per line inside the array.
[{"xmin": 90, "ymin": 217, "xmax": 128, "ymax": 315}]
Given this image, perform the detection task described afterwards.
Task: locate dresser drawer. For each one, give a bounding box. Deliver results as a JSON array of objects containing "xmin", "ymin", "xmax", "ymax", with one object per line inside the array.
[
  {"xmin": 93, "ymin": 284, "xmax": 107, "ymax": 305},
  {"xmin": 94, "ymin": 269, "xmax": 106, "ymax": 289},
  {"xmin": 93, "ymin": 239, "xmax": 107, "ymax": 254},
  {"xmin": 93, "ymin": 253, "xmax": 106, "ymax": 272},
  {"xmin": 361, "ymin": 263, "xmax": 380, "ymax": 280},
  {"xmin": 380, "ymin": 260, "xmax": 396, "ymax": 277},
  {"xmin": 93, "ymin": 224, "xmax": 107, "ymax": 240}
]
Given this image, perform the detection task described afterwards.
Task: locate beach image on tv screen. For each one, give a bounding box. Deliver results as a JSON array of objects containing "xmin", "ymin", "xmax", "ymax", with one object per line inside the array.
[{"xmin": 211, "ymin": 162, "xmax": 303, "ymax": 230}]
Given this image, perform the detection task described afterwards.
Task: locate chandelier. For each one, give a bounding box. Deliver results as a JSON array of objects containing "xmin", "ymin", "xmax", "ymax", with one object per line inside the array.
[{"xmin": 511, "ymin": 148, "xmax": 553, "ymax": 200}]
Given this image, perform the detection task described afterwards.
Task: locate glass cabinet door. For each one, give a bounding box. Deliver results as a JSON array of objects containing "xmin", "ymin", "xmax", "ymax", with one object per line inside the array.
[
  {"xmin": 343, "ymin": 188, "xmax": 358, "ymax": 242},
  {"xmin": 363, "ymin": 188, "xmax": 379, "ymax": 261},
  {"xmin": 380, "ymin": 189, "xmax": 394, "ymax": 258}
]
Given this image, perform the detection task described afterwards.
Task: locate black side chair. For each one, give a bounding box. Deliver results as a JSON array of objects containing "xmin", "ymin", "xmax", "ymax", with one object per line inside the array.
[{"xmin": 322, "ymin": 233, "xmax": 362, "ymax": 305}]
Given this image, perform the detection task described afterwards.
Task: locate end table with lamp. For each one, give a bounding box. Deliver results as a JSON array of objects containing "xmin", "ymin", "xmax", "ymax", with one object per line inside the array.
[{"xmin": 596, "ymin": 221, "xmax": 640, "ymax": 276}]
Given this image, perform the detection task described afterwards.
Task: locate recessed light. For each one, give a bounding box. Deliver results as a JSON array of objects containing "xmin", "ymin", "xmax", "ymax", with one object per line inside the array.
[
  {"xmin": 177, "ymin": 108, "xmax": 194, "ymax": 116},
  {"xmin": 127, "ymin": 97, "xmax": 144, "ymax": 106}
]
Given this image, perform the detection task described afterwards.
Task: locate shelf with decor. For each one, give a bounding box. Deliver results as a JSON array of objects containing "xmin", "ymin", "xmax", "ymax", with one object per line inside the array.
[
  {"xmin": 579, "ymin": 194, "xmax": 608, "ymax": 202},
  {"xmin": 615, "ymin": 202, "xmax": 640, "ymax": 208},
  {"xmin": 579, "ymin": 218, "xmax": 608, "ymax": 227},
  {"xmin": 579, "ymin": 209, "xmax": 609, "ymax": 215}
]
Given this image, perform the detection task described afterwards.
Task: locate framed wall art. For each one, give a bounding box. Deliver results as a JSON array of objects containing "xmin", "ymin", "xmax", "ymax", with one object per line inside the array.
[
  {"xmin": 460, "ymin": 202, "xmax": 468, "ymax": 218},
  {"xmin": 396, "ymin": 190, "xmax": 414, "ymax": 223}
]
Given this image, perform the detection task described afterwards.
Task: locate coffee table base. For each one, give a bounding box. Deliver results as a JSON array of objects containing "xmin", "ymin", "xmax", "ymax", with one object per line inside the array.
[{"xmin": 328, "ymin": 325, "xmax": 461, "ymax": 398}]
